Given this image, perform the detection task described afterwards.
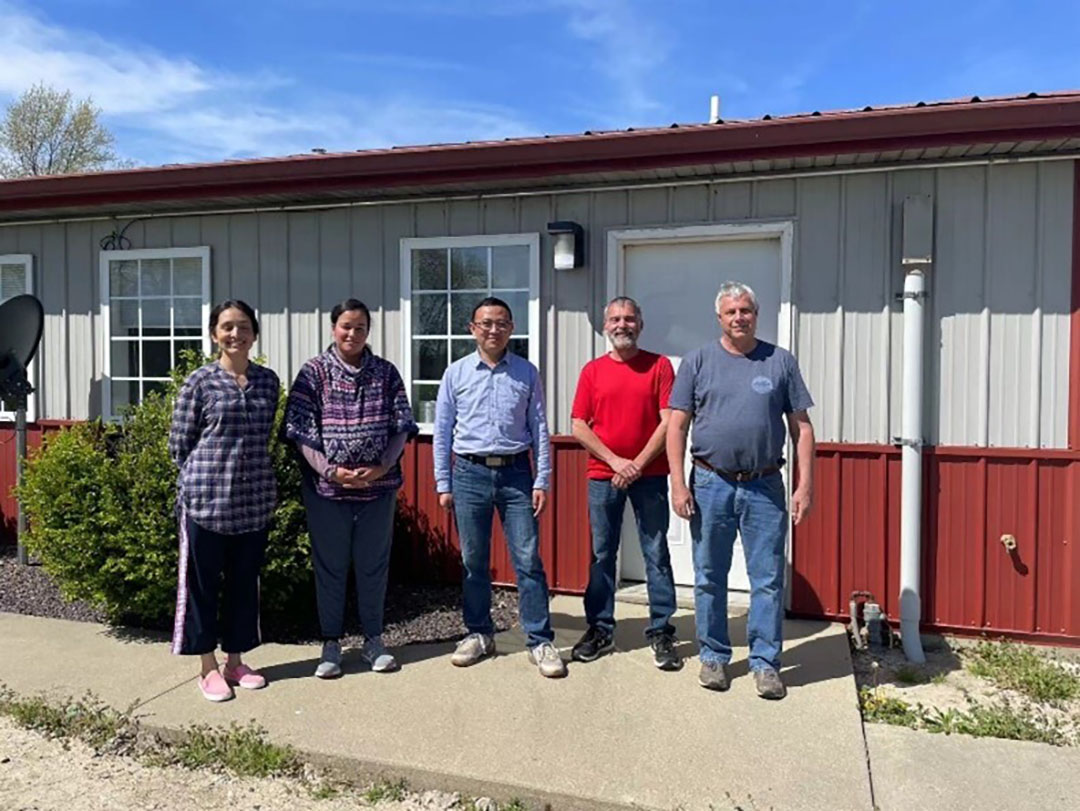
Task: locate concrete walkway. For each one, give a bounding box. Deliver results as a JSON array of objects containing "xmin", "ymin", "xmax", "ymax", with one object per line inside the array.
[{"xmin": 2, "ymin": 598, "xmax": 870, "ymax": 810}]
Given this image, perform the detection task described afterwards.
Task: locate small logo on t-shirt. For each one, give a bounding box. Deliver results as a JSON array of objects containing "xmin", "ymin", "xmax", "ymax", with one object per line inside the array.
[{"xmin": 751, "ymin": 375, "xmax": 774, "ymax": 394}]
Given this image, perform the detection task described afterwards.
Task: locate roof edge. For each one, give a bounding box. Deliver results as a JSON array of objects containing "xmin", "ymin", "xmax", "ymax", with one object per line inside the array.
[{"xmin": 3, "ymin": 94, "xmax": 1080, "ymax": 214}]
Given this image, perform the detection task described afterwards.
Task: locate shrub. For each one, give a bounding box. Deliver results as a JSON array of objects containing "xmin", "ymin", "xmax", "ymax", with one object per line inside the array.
[{"xmin": 18, "ymin": 352, "xmax": 314, "ymax": 629}]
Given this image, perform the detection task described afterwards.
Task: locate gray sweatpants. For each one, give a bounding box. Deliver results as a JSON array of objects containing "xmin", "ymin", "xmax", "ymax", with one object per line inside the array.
[{"xmin": 300, "ymin": 479, "xmax": 397, "ymax": 640}]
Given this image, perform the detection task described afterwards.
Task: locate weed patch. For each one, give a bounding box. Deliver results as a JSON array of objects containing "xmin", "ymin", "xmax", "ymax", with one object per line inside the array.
[
  {"xmin": 165, "ymin": 721, "xmax": 302, "ymax": 779},
  {"xmin": 0, "ymin": 686, "xmax": 137, "ymax": 754},
  {"xmin": 859, "ymin": 687, "xmax": 920, "ymax": 728},
  {"xmin": 364, "ymin": 777, "xmax": 409, "ymax": 803},
  {"xmin": 922, "ymin": 700, "xmax": 1067, "ymax": 746},
  {"xmin": 965, "ymin": 641, "xmax": 1080, "ymax": 704},
  {"xmin": 860, "ymin": 685, "xmax": 1069, "ymax": 746}
]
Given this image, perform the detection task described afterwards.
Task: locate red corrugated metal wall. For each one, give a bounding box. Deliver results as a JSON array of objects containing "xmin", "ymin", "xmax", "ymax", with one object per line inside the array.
[
  {"xmin": 0, "ymin": 421, "xmax": 73, "ymax": 543},
  {"xmin": 397, "ymin": 435, "xmax": 592, "ymax": 593},
  {"xmin": 6, "ymin": 427, "xmax": 1078, "ymax": 643},
  {"xmin": 791, "ymin": 443, "xmax": 1080, "ymax": 643}
]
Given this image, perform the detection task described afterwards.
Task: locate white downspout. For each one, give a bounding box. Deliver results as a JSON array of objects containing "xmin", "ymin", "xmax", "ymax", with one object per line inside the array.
[{"xmin": 899, "ymin": 266, "xmax": 927, "ymax": 663}]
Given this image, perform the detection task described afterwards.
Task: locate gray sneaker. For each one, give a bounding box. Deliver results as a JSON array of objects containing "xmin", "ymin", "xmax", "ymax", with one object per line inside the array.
[
  {"xmin": 450, "ymin": 633, "xmax": 495, "ymax": 667},
  {"xmin": 754, "ymin": 667, "xmax": 787, "ymax": 700},
  {"xmin": 315, "ymin": 639, "xmax": 342, "ymax": 679},
  {"xmin": 698, "ymin": 660, "xmax": 730, "ymax": 691},
  {"xmin": 528, "ymin": 641, "xmax": 567, "ymax": 678},
  {"xmin": 361, "ymin": 636, "xmax": 398, "ymax": 672}
]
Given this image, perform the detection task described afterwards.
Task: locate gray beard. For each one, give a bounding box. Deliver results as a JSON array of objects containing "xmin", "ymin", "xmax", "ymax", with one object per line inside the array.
[{"xmin": 609, "ymin": 334, "xmax": 636, "ymax": 350}]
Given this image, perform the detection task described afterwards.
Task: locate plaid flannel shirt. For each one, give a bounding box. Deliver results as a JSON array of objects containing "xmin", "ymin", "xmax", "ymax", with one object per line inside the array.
[{"xmin": 168, "ymin": 361, "xmax": 280, "ymax": 534}]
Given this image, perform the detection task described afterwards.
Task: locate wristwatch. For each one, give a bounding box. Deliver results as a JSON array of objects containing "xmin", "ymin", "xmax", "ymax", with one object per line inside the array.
[{"xmin": 324, "ymin": 465, "xmax": 338, "ymax": 483}]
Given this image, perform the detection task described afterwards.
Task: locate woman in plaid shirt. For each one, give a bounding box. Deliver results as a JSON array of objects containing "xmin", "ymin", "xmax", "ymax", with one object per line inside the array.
[{"xmin": 168, "ymin": 300, "xmax": 280, "ymax": 703}]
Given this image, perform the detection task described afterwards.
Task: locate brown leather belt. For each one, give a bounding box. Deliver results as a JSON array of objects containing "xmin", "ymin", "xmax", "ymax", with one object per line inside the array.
[{"xmin": 693, "ymin": 457, "xmax": 781, "ymax": 483}]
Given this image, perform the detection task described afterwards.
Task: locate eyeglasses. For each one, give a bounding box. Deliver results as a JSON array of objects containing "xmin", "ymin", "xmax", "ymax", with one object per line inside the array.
[{"xmin": 472, "ymin": 319, "xmax": 513, "ymax": 332}]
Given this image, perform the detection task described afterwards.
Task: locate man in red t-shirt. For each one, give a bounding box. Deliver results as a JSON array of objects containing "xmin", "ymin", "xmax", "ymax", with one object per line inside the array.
[{"xmin": 570, "ymin": 297, "xmax": 680, "ymax": 670}]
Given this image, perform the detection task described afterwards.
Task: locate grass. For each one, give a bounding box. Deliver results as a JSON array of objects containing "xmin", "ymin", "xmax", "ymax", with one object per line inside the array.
[
  {"xmin": 922, "ymin": 701, "xmax": 1067, "ymax": 746},
  {"xmin": 965, "ymin": 640, "xmax": 1080, "ymax": 704},
  {"xmin": 859, "ymin": 686, "xmax": 1070, "ymax": 746},
  {"xmin": 859, "ymin": 687, "xmax": 921, "ymax": 728},
  {"xmin": 363, "ymin": 777, "xmax": 409, "ymax": 803},
  {"xmin": 502, "ymin": 800, "xmax": 528, "ymax": 811},
  {"xmin": 0, "ymin": 687, "xmax": 137, "ymax": 754},
  {"xmin": 168, "ymin": 720, "xmax": 302, "ymax": 778}
]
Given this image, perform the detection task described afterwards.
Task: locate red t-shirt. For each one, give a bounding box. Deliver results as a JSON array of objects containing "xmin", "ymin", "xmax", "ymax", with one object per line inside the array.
[{"xmin": 571, "ymin": 350, "xmax": 675, "ymax": 480}]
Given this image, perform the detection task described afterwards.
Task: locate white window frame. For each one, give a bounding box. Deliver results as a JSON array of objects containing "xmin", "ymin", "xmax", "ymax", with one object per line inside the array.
[
  {"xmin": 0, "ymin": 254, "xmax": 36, "ymax": 422},
  {"xmin": 400, "ymin": 233, "xmax": 541, "ymax": 432},
  {"xmin": 100, "ymin": 247, "xmax": 211, "ymax": 419}
]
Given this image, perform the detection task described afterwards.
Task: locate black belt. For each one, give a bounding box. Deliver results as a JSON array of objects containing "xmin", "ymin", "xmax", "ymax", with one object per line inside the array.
[
  {"xmin": 693, "ymin": 457, "xmax": 781, "ymax": 483},
  {"xmin": 460, "ymin": 451, "xmax": 529, "ymax": 468}
]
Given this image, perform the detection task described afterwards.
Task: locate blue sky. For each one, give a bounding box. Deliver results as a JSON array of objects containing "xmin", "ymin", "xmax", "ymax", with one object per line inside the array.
[{"xmin": 1, "ymin": 0, "xmax": 1077, "ymax": 167}]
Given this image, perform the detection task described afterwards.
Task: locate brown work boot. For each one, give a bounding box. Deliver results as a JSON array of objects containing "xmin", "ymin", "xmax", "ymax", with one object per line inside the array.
[{"xmin": 753, "ymin": 667, "xmax": 787, "ymax": 700}]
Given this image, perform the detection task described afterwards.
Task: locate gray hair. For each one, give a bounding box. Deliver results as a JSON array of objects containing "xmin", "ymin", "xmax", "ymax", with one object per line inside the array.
[
  {"xmin": 604, "ymin": 296, "xmax": 643, "ymax": 321},
  {"xmin": 714, "ymin": 281, "xmax": 759, "ymax": 314}
]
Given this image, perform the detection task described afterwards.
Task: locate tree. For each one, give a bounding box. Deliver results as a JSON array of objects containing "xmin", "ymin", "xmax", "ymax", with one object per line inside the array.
[{"xmin": 0, "ymin": 83, "xmax": 118, "ymax": 178}]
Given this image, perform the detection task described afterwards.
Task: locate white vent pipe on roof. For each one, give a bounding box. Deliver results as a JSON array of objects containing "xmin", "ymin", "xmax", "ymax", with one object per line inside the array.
[
  {"xmin": 709, "ymin": 95, "xmax": 721, "ymax": 124},
  {"xmin": 898, "ymin": 193, "xmax": 932, "ymax": 664}
]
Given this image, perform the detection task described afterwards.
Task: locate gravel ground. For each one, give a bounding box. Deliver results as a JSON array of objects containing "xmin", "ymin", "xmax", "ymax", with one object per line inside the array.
[
  {"xmin": 0, "ymin": 545, "xmax": 520, "ymax": 648},
  {"xmin": 0, "ymin": 715, "xmax": 474, "ymax": 811}
]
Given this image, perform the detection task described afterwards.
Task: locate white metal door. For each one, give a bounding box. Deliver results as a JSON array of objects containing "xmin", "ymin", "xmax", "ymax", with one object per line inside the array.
[{"xmin": 615, "ymin": 234, "xmax": 785, "ymax": 590}]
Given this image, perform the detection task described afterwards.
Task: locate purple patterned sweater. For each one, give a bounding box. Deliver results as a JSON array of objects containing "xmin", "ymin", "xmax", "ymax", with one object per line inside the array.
[{"xmin": 284, "ymin": 346, "xmax": 417, "ymax": 501}]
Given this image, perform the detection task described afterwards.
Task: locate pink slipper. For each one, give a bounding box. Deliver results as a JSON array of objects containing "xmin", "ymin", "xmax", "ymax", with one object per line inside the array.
[
  {"xmin": 222, "ymin": 663, "xmax": 267, "ymax": 690},
  {"xmin": 198, "ymin": 670, "xmax": 234, "ymax": 702}
]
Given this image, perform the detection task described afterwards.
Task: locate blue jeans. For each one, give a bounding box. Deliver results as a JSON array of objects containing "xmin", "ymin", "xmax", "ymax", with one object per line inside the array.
[
  {"xmin": 585, "ymin": 476, "xmax": 676, "ymax": 638},
  {"xmin": 690, "ymin": 465, "xmax": 788, "ymax": 671},
  {"xmin": 452, "ymin": 455, "xmax": 554, "ymax": 648}
]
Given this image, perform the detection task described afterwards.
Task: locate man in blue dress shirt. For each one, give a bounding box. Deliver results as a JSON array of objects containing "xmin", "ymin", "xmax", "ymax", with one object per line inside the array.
[{"xmin": 434, "ymin": 297, "xmax": 566, "ymax": 678}]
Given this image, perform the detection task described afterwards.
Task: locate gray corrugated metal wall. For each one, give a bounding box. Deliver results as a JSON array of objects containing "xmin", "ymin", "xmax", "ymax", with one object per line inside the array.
[{"xmin": 1, "ymin": 158, "xmax": 1072, "ymax": 448}]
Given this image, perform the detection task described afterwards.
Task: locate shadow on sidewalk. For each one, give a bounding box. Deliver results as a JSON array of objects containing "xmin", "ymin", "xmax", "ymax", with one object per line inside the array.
[
  {"xmin": 255, "ymin": 640, "xmax": 459, "ymax": 684},
  {"xmin": 550, "ymin": 609, "xmax": 848, "ymax": 687}
]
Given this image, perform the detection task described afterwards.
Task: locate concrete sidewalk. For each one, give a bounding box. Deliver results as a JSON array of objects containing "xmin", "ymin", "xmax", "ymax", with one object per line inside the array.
[{"xmin": 0, "ymin": 598, "xmax": 870, "ymax": 811}]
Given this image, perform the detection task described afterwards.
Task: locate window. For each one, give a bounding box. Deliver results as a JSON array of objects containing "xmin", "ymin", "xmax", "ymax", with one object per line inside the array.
[
  {"xmin": 100, "ymin": 247, "xmax": 211, "ymax": 418},
  {"xmin": 0, "ymin": 254, "xmax": 35, "ymax": 421},
  {"xmin": 401, "ymin": 234, "xmax": 540, "ymax": 427}
]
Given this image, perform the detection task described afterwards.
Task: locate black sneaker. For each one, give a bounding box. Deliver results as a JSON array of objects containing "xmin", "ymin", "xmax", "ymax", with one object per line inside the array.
[
  {"xmin": 571, "ymin": 626, "xmax": 614, "ymax": 662},
  {"xmin": 650, "ymin": 633, "xmax": 682, "ymax": 671}
]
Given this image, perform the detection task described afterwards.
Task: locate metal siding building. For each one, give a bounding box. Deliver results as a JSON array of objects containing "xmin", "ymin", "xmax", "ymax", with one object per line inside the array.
[{"xmin": 1, "ymin": 93, "xmax": 1078, "ymax": 642}]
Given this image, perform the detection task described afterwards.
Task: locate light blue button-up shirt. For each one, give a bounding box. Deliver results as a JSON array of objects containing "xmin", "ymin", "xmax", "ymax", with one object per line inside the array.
[{"xmin": 433, "ymin": 349, "xmax": 551, "ymax": 494}]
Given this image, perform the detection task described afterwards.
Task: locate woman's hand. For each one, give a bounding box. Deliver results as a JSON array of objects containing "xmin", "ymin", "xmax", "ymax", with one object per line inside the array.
[{"xmin": 351, "ymin": 465, "xmax": 387, "ymax": 487}]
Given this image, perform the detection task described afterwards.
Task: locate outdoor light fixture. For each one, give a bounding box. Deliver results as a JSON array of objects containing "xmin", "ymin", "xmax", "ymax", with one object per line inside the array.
[{"xmin": 547, "ymin": 221, "xmax": 584, "ymax": 270}]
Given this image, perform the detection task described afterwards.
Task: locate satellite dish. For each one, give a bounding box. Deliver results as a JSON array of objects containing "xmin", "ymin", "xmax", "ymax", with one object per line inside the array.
[{"xmin": 0, "ymin": 294, "xmax": 44, "ymax": 403}]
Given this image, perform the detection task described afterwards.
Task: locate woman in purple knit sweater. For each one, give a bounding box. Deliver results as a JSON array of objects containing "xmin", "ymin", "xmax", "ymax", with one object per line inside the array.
[{"xmin": 284, "ymin": 299, "xmax": 417, "ymax": 679}]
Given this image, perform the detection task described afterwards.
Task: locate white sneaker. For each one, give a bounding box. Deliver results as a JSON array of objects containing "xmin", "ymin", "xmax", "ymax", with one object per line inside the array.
[
  {"xmin": 361, "ymin": 636, "xmax": 398, "ymax": 672},
  {"xmin": 528, "ymin": 641, "xmax": 567, "ymax": 678},
  {"xmin": 450, "ymin": 633, "xmax": 496, "ymax": 667},
  {"xmin": 315, "ymin": 639, "xmax": 342, "ymax": 679}
]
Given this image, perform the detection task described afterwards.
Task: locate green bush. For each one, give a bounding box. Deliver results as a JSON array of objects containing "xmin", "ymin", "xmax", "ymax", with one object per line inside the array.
[{"xmin": 18, "ymin": 352, "xmax": 313, "ymax": 630}]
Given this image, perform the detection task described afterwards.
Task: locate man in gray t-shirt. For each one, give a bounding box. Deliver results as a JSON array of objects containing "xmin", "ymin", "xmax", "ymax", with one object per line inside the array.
[{"xmin": 667, "ymin": 281, "xmax": 815, "ymax": 700}]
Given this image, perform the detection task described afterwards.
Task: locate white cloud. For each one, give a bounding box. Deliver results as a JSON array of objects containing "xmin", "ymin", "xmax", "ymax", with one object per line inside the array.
[
  {"xmin": 0, "ymin": 1, "xmax": 537, "ymax": 166},
  {"xmin": 0, "ymin": 1, "xmax": 210, "ymax": 114},
  {"xmin": 553, "ymin": 0, "xmax": 670, "ymax": 125}
]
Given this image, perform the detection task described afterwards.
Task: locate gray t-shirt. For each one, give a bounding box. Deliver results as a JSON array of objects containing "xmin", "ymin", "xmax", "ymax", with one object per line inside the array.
[{"xmin": 669, "ymin": 339, "xmax": 813, "ymax": 473}]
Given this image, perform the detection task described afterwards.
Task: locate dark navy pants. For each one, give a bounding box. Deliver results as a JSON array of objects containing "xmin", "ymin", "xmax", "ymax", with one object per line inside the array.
[
  {"xmin": 171, "ymin": 513, "xmax": 268, "ymax": 656},
  {"xmin": 301, "ymin": 480, "xmax": 397, "ymax": 640}
]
